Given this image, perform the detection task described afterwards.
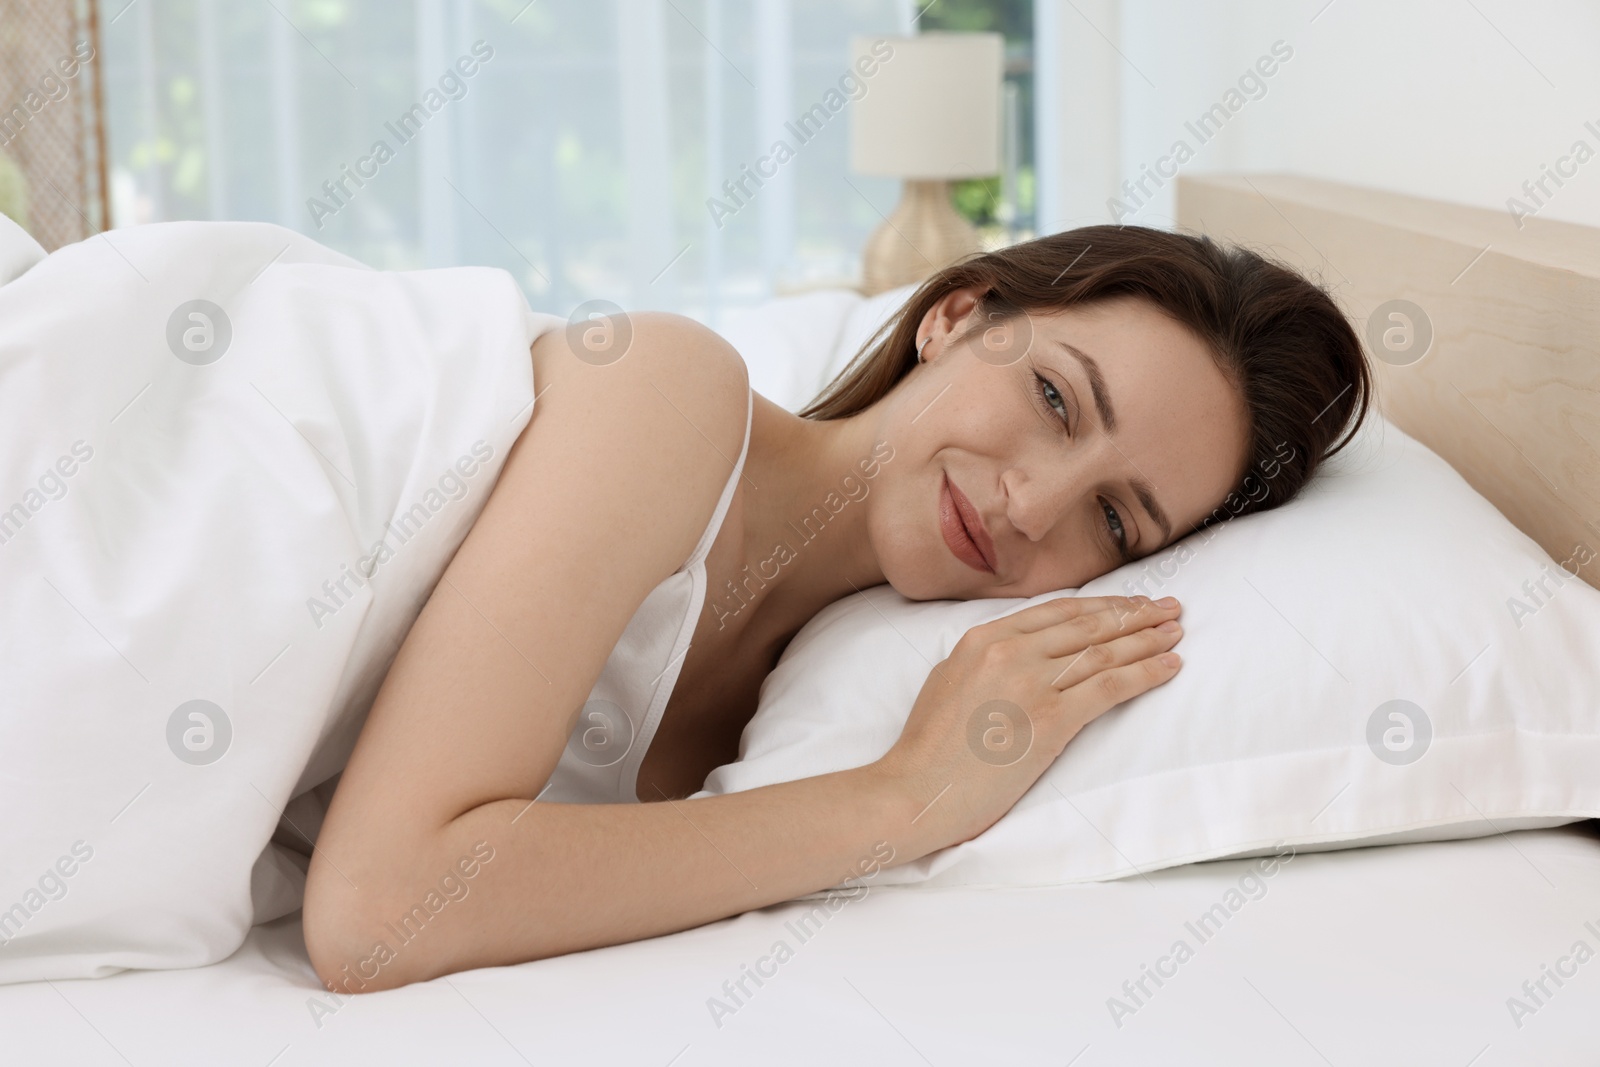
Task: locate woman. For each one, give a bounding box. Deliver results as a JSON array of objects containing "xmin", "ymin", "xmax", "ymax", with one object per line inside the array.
[{"xmin": 303, "ymin": 224, "xmax": 1371, "ymax": 993}]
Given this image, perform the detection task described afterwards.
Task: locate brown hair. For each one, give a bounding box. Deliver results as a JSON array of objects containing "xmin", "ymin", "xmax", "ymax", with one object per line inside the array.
[{"xmin": 798, "ymin": 224, "xmax": 1373, "ymax": 538}]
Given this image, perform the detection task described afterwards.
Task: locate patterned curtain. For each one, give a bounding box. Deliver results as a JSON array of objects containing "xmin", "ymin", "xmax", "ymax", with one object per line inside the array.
[{"xmin": 0, "ymin": 0, "xmax": 109, "ymax": 250}]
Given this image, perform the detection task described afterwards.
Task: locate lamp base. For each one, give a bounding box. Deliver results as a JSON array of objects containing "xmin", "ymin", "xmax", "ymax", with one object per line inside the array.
[{"xmin": 860, "ymin": 179, "xmax": 982, "ymax": 296}]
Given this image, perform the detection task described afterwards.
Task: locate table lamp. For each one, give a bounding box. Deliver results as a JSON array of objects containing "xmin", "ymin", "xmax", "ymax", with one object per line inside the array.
[{"xmin": 850, "ymin": 32, "xmax": 1003, "ymax": 295}]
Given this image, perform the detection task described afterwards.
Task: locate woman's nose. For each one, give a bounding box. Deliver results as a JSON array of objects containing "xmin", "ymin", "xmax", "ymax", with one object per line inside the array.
[{"xmin": 1002, "ymin": 465, "xmax": 1079, "ymax": 544}]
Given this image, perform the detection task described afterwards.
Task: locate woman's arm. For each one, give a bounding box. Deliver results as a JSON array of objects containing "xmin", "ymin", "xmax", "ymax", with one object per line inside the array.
[
  {"xmin": 302, "ymin": 311, "xmax": 910, "ymax": 992},
  {"xmin": 314, "ymin": 759, "xmax": 912, "ymax": 992},
  {"xmin": 302, "ymin": 310, "xmax": 1185, "ymax": 994}
]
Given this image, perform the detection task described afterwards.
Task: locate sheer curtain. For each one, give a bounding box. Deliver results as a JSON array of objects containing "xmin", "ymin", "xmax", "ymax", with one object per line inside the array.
[{"xmin": 99, "ymin": 0, "xmax": 926, "ymax": 329}]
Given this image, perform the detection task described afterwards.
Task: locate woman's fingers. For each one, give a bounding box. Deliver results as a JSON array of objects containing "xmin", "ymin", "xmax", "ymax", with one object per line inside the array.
[
  {"xmin": 995, "ymin": 594, "xmax": 1131, "ymax": 634},
  {"xmin": 872, "ymin": 591, "xmax": 1188, "ymax": 862},
  {"xmin": 1057, "ymin": 648, "xmax": 1184, "ymax": 726},
  {"xmin": 1039, "ymin": 598, "xmax": 1180, "ymax": 658},
  {"xmin": 1043, "ymin": 618, "xmax": 1183, "ymax": 691},
  {"xmin": 992, "ymin": 591, "xmax": 1171, "ymax": 633},
  {"xmin": 1018, "ymin": 598, "xmax": 1181, "ymax": 661}
]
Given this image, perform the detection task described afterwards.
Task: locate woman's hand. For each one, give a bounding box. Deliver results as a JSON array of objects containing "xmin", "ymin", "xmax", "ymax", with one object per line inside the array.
[{"xmin": 868, "ymin": 594, "xmax": 1184, "ymax": 861}]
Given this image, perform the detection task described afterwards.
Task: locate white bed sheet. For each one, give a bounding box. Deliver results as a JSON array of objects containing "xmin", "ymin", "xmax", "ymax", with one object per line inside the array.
[
  {"xmin": 6, "ymin": 824, "xmax": 1598, "ymax": 1065},
  {"xmin": 4, "ymin": 236, "xmax": 1595, "ymax": 1062}
]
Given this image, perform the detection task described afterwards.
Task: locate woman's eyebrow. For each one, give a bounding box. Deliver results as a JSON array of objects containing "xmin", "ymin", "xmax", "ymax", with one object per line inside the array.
[
  {"xmin": 1130, "ymin": 478, "xmax": 1173, "ymax": 547},
  {"xmin": 1053, "ymin": 339, "xmax": 1116, "ymax": 434},
  {"xmin": 1053, "ymin": 338, "xmax": 1174, "ymax": 545}
]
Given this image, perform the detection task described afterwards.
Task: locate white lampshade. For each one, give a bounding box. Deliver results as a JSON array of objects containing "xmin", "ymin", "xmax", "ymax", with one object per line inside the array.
[{"xmin": 849, "ymin": 32, "xmax": 1003, "ymax": 180}]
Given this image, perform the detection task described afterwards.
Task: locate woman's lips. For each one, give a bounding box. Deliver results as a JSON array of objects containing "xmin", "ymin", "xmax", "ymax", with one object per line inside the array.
[{"xmin": 940, "ymin": 472, "xmax": 995, "ymax": 574}]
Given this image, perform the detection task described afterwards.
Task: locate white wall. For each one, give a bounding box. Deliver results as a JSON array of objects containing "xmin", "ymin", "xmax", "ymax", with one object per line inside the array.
[
  {"xmin": 1034, "ymin": 0, "xmax": 1121, "ymax": 232},
  {"xmin": 1039, "ymin": 0, "xmax": 1600, "ymax": 235}
]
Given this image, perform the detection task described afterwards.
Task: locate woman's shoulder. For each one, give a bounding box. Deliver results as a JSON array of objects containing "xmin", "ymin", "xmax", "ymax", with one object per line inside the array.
[
  {"xmin": 530, "ymin": 309, "xmax": 749, "ymax": 439},
  {"xmin": 516, "ymin": 309, "xmax": 751, "ymax": 570}
]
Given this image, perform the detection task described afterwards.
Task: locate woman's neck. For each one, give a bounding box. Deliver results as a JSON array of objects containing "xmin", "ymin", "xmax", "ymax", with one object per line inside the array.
[{"xmin": 729, "ymin": 390, "xmax": 891, "ymax": 646}]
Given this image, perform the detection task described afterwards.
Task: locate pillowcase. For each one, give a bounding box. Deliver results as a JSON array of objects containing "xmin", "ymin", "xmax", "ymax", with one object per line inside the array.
[
  {"xmin": 716, "ymin": 289, "xmax": 867, "ymax": 413},
  {"xmin": 717, "ymin": 284, "xmax": 916, "ymax": 413},
  {"xmin": 692, "ymin": 413, "xmax": 1600, "ymax": 890}
]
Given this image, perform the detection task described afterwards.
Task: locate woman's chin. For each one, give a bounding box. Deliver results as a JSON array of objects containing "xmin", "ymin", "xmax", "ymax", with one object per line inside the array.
[{"xmin": 883, "ymin": 560, "xmax": 981, "ymax": 603}]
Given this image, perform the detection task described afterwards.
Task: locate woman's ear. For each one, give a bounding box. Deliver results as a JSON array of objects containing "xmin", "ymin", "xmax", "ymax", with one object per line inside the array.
[{"xmin": 920, "ymin": 285, "xmax": 987, "ymax": 360}]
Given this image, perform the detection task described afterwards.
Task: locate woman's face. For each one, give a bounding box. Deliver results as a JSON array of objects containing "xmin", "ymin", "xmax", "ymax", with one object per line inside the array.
[{"xmin": 866, "ymin": 287, "xmax": 1251, "ymax": 600}]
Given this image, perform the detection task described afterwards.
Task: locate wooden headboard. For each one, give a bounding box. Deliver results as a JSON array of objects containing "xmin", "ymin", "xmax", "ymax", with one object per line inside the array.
[{"xmin": 1177, "ymin": 173, "xmax": 1600, "ymax": 589}]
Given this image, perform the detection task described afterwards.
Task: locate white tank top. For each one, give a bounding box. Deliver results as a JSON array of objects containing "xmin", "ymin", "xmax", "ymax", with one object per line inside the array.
[{"xmin": 540, "ymin": 384, "xmax": 753, "ymax": 805}]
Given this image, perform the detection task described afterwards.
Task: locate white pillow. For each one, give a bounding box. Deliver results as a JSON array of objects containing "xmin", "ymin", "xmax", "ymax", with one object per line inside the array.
[
  {"xmin": 717, "ymin": 284, "xmax": 916, "ymax": 413},
  {"xmin": 818, "ymin": 283, "xmax": 918, "ymax": 392},
  {"xmin": 693, "ymin": 413, "xmax": 1600, "ymax": 890},
  {"xmin": 716, "ymin": 289, "xmax": 864, "ymax": 413}
]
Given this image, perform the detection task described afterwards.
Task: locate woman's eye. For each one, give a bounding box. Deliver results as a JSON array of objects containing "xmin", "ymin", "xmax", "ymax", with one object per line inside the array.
[
  {"xmin": 1033, "ymin": 373, "xmax": 1071, "ymax": 430},
  {"xmin": 1101, "ymin": 498, "xmax": 1129, "ymax": 557}
]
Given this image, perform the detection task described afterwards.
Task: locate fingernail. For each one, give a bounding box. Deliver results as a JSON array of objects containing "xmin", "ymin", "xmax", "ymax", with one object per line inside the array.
[
  {"xmin": 1157, "ymin": 620, "xmax": 1180, "ymax": 632},
  {"xmin": 1157, "ymin": 596, "xmax": 1179, "ymax": 608},
  {"xmin": 1159, "ymin": 652, "xmax": 1181, "ymax": 667}
]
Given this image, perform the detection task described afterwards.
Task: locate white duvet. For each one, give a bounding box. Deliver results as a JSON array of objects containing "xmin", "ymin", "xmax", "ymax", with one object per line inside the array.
[{"xmin": 0, "ymin": 217, "xmax": 550, "ymax": 983}]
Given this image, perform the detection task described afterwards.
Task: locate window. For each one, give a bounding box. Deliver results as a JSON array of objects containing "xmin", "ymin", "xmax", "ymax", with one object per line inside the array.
[
  {"xmin": 101, "ymin": 0, "xmax": 1039, "ymax": 326},
  {"xmin": 918, "ymin": 0, "xmax": 1036, "ymax": 245}
]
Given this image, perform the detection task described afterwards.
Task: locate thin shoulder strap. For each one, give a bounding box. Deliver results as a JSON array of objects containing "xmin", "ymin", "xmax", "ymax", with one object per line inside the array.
[{"xmin": 685, "ymin": 385, "xmax": 753, "ymax": 567}]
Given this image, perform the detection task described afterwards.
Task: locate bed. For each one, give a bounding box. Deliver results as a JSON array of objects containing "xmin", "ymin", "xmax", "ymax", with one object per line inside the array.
[{"xmin": 6, "ymin": 174, "xmax": 1600, "ymax": 1064}]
